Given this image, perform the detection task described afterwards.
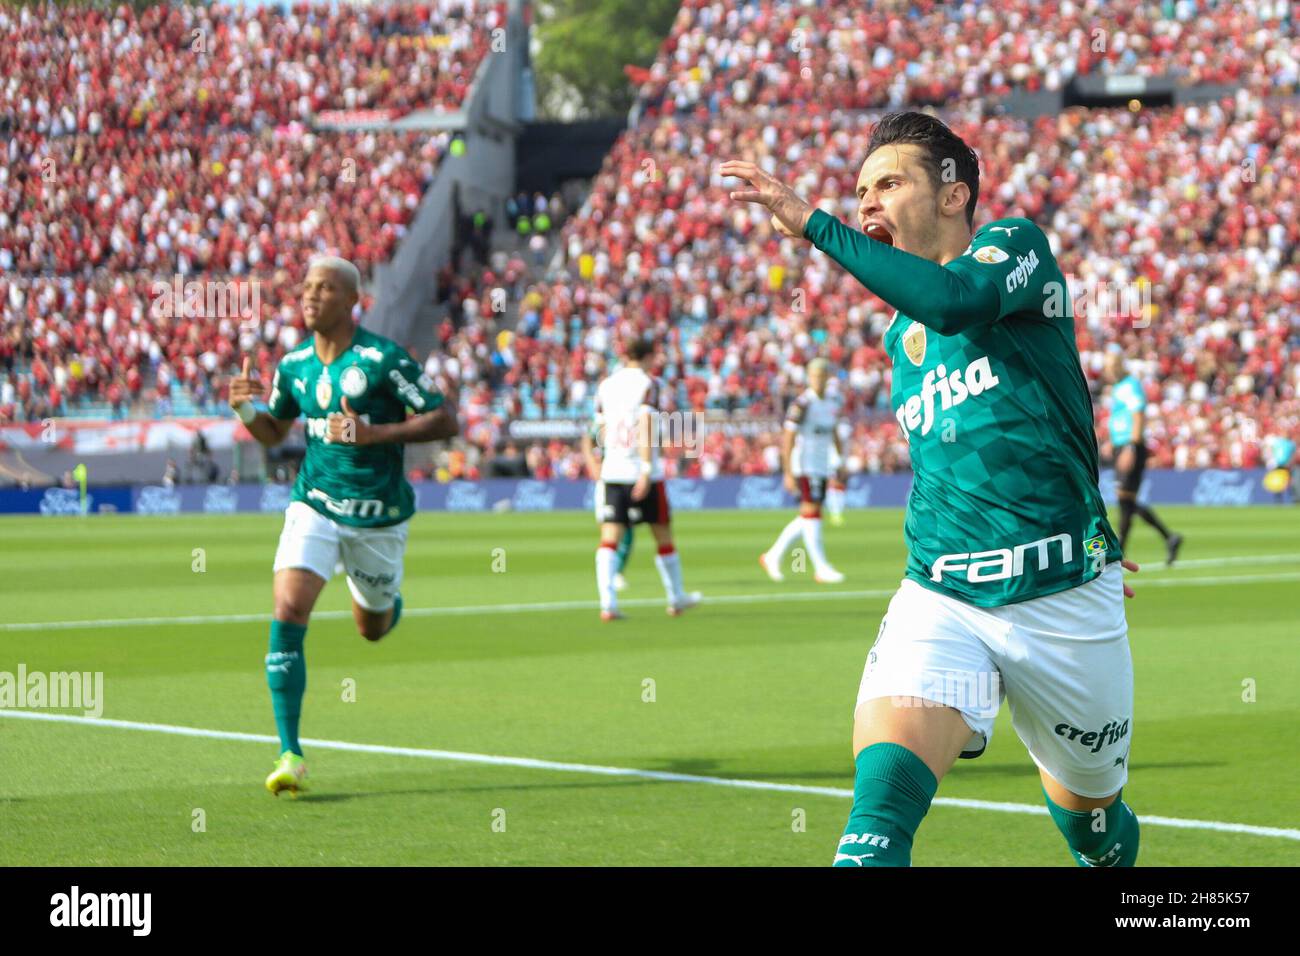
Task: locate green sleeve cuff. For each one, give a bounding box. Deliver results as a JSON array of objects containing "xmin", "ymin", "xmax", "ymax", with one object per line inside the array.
[{"xmin": 802, "ymin": 207, "xmax": 835, "ymax": 241}]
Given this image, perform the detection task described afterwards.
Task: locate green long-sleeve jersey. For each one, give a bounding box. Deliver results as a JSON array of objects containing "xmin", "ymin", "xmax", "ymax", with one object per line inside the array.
[
  {"xmin": 266, "ymin": 326, "xmax": 444, "ymax": 528},
  {"xmin": 804, "ymin": 209, "xmax": 1121, "ymax": 607}
]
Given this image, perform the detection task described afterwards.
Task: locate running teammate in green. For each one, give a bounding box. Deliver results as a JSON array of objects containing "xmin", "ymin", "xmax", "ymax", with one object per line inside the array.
[
  {"xmin": 723, "ymin": 112, "xmax": 1142, "ymax": 866},
  {"xmin": 228, "ymin": 256, "xmax": 458, "ymax": 796}
]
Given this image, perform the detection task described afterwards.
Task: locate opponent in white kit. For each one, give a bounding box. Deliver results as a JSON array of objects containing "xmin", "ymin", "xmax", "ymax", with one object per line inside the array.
[
  {"xmin": 589, "ymin": 334, "xmax": 700, "ymax": 621},
  {"xmin": 760, "ymin": 357, "xmax": 846, "ymax": 584}
]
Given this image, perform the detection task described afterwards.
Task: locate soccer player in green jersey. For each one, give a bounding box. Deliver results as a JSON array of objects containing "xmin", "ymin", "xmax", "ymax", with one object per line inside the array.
[
  {"xmin": 228, "ymin": 256, "xmax": 457, "ymax": 796},
  {"xmin": 724, "ymin": 112, "xmax": 1143, "ymax": 866}
]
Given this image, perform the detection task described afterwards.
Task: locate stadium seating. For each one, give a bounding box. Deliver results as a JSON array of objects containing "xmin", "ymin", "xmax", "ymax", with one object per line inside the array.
[
  {"xmin": 0, "ymin": 0, "xmax": 499, "ymax": 134},
  {"xmin": 2, "ymin": 0, "xmax": 1296, "ymax": 479},
  {"xmin": 1, "ymin": 127, "xmax": 442, "ymax": 420},
  {"xmin": 479, "ymin": 94, "xmax": 1299, "ymax": 475},
  {"xmin": 634, "ymin": 0, "xmax": 1299, "ymax": 118},
  {"xmin": 1, "ymin": 0, "xmax": 492, "ymax": 420}
]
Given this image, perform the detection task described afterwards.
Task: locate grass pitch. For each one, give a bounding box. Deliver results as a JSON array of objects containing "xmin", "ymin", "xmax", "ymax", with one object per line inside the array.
[{"xmin": 1, "ymin": 506, "xmax": 1297, "ymax": 865}]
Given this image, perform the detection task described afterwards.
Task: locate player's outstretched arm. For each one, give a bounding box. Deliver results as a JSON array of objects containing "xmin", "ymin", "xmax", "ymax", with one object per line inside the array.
[
  {"xmin": 229, "ymin": 357, "xmax": 294, "ymax": 447},
  {"xmin": 800, "ymin": 211, "xmax": 1001, "ymax": 335},
  {"xmin": 721, "ymin": 160, "xmax": 1002, "ymax": 335}
]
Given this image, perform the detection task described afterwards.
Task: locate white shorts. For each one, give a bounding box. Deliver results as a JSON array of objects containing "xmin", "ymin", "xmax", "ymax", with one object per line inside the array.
[
  {"xmin": 856, "ymin": 563, "xmax": 1133, "ymax": 798},
  {"xmin": 272, "ymin": 501, "xmax": 409, "ymax": 611}
]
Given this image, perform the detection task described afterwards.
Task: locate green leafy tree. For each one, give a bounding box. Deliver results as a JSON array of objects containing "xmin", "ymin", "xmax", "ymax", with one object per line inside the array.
[{"xmin": 534, "ymin": 0, "xmax": 679, "ymax": 119}]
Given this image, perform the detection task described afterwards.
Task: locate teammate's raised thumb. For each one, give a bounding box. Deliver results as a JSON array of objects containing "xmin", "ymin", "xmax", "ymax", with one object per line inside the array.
[
  {"xmin": 341, "ymin": 396, "xmax": 355, "ymax": 417},
  {"xmin": 241, "ymin": 356, "xmax": 251, "ymax": 378}
]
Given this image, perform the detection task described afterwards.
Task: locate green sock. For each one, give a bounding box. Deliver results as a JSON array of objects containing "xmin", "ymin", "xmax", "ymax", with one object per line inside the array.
[
  {"xmin": 1043, "ymin": 786, "xmax": 1140, "ymax": 867},
  {"xmin": 266, "ymin": 620, "xmax": 307, "ymax": 756},
  {"xmin": 615, "ymin": 526, "xmax": 634, "ymax": 574},
  {"xmin": 835, "ymin": 742, "xmax": 938, "ymax": 867},
  {"xmin": 385, "ymin": 593, "xmax": 403, "ymax": 635}
]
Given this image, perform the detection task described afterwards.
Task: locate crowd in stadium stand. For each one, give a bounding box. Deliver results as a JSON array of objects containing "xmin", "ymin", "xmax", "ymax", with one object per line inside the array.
[
  {"xmin": 453, "ymin": 91, "xmax": 1298, "ymax": 476},
  {"xmin": 0, "ymin": 0, "xmax": 499, "ymax": 135},
  {"xmin": 2, "ymin": 1, "xmax": 1297, "ymax": 482},
  {"xmin": 2, "ymin": 128, "xmax": 441, "ymax": 276},
  {"xmin": 1, "ymin": 127, "xmax": 441, "ymax": 419},
  {"xmin": 631, "ymin": 0, "xmax": 1299, "ymax": 118},
  {"xmin": 1, "ymin": 0, "xmax": 488, "ymax": 422}
]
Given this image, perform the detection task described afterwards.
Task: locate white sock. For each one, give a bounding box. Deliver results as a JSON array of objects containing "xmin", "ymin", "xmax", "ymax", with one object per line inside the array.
[
  {"xmin": 768, "ymin": 516, "xmax": 804, "ymax": 563},
  {"xmin": 827, "ymin": 487, "xmax": 845, "ymax": 518},
  {"xmin": 801, "ymin": 516, "xmax": 832, "ymax": 572},
  {"xmin": 596, "ymin": 546, "xmax": 618, "ymax": 611},
  {"xmin": 654, "ymin": 549, "xmax": 685, "ymax": 605}
]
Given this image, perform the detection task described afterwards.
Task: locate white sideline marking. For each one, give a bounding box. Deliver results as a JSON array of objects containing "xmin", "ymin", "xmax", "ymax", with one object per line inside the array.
[
  {"xmin": 1157, "ymin": 552, "xmax": 1300, "ymax": 570},
  {"xmin": 4, "ymin": 709, "xmax": 1298, "ymax": 843},
  {"xmin": 5, "ymin": 564, "xmax": 1300, "ymax": 632}
]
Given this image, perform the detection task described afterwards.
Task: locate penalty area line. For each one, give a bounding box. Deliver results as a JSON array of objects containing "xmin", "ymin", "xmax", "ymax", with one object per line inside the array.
[{"xmin": 3, "ymin": 710, "xmax": 1299, "ymax": 843}]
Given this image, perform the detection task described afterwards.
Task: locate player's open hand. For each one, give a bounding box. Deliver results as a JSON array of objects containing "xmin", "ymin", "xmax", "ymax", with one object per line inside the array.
[
  {"xmin": 228, "ymin": 357, "xmax": 264, "ymax": 408},
  {"xmin": 1121, "ymin": 558, "xmax": 1139, "ymax": 598},
  {"xmin": 783, "ymin": 472, "xmax": 799, "ymax": 496},
  {"xmin": 326, "ymin": 396, "xmax": 372, "ymax": 446},
  {"xmin": 719, "ymin": 160, "xmax": 814, "ymax": 239}
]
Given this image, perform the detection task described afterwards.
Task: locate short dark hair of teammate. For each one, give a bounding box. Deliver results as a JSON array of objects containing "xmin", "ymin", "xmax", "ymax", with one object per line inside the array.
[
  {"xmin": 865, "ymin": 112, "xmax": 981, "ymax": 231},
  {"xmin": 625, "ymin": 333, "xmax": 655, "ymax": 363}
]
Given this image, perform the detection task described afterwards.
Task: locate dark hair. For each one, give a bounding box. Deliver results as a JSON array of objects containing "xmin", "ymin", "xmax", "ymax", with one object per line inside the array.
[
  {"xmin": 626, "ymin": 332, "xmax": 655, "ymax": 362},
  {"xmin": 865, "ymin": 112, "xmax": 980, "ymax": 230}
]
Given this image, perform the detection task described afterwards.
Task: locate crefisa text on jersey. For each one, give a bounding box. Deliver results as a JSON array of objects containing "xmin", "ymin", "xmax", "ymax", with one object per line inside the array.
[{"xmin": 894, "ymin": 356, "xmax": 1001, "ymax": 439}]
